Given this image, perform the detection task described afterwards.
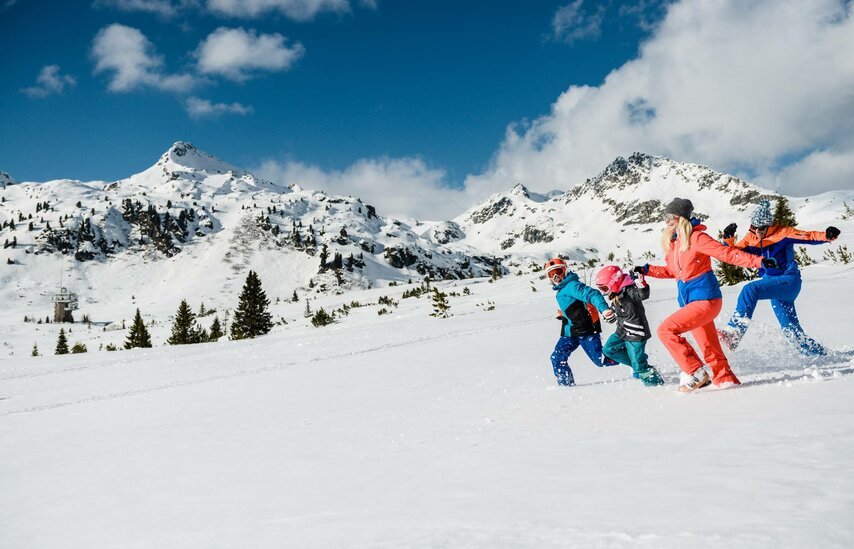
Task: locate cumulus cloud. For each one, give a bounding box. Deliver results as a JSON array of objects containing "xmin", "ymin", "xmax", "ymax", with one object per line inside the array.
[
  {"xmin": 467, "ymin": 0, "xmax": 854, "ymax": 200},
  {"xmin": 255, "ymin": 157, "xmax": 466, "ymax": 220},
  {"xmin": 195, "ymin": 27, "xmax": 305, "ymax": 81},
  {"xmin": 92, "ymin": 0, "xmax": 184, "ymax": 18},
  {"xmin": 185, "ymin": 96, "xmax": 253, "ymax": 118},
  {"xmin": 21, "ymin": 65, "xmax": 76, "ymax": 98},
  {"xmin": 91, "ymin": 23, "xmax": 197, "ymax": 92},
  {"xmin": 206, "ymin": 0, "xmax": 349, "ymax": 21},
  {"xmin": 551, "ymin": 0, "xmax": 605, "ymax": 44}
]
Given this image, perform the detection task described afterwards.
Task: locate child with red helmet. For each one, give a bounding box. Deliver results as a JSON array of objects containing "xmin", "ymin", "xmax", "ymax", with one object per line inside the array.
[
  {"xmin": 594, "ymin": 265, "xmax": 664, "ymax": 387},
  {"xmin": 545, "ymin": 258, "xmax": 619, "ymax": 386}
]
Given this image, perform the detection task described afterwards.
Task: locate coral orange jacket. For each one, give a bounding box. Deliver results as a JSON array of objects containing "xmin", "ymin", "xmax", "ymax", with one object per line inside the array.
[
  {"xmin": 646, "ymin": 223, "xmax": 762, "ymax": 306},
  {"xmin": 724, "ymin": 224, "xmax": 829, "ymax": 277}
]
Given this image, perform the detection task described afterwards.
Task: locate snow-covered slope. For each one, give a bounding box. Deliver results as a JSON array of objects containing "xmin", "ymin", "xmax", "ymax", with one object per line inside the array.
[
  {"xmin": 2, "ymin": 266, "xmax": 853, "ymax": 548},
  {"xmin": 2, "ymin": 146, "xmax": 852, "ymax": 359}
]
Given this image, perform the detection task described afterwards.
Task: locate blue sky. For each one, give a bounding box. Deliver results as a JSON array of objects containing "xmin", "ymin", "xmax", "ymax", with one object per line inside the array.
[
  {"xmin": 0, "ymin": 0, "xmax": 659, "ymax": 182},
  {"xmin": 2, "ymin": 1, "xmax": 853, "ymax": 219}
]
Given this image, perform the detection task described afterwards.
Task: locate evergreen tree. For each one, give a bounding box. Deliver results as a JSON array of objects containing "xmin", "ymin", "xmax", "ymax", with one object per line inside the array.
[
  {"xmin": 32, "ymin": 343, "xmax": 39, "ymax": 356},
  {"xmin": 230, "ymin": 270, "xmax": 273, "ymax": 340},
  {"xmin": 55, "ymin": 329, "xmax": 69, "ymax": 355},
  {"xmin": 774, "ymin": 196, "xmax": 797, "ymax": 227},
  {"xmin": 168, "ymin": 299, "xmax": 201, "ymax": 345},
  {"xmin": 71, "ymin": 342, "xmax": 88, "ymax": 354},
  {"xmin": 319, "ymin": 243, "xmax": 329, "ymax": 271},
  {"xmin": 714, "ymin": 230, "xmax": 754, "ymax": 286},
  {"xmin": 125, "ymin": 308, "xmax": 153, "ymax": 349},
  {"xmin": 292, "ymin": 290, "xmax": 298, "ymax": 302},
  {"xmin": 208, "ymin": 316, "xmax": 224, "ymax": 341},
  {"xmin": 310, "ymin": 307, "xmax": 335, "ymax": 327},
  {"xmin": 430, "ymin": 288, "xmax": 451, "ymax": 318}
]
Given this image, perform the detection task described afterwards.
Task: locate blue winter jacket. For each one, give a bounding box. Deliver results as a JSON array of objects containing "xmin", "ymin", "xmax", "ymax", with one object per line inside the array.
[{"xmin": 553, "ymin": 272, "xmax": 609, "ymax": 337}]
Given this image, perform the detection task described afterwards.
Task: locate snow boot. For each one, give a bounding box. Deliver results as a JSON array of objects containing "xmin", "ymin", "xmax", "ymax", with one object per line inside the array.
[
  {"xmin": 678, "ymin": 367, "xmax": 711, "ymax": 393},
  {"xmin": 638, "ymin": 367, "xmax": 665, "ymax": 387},
  {"xmin": 717, "ymin": 326, "xmax": 742, "ymax": 351}
]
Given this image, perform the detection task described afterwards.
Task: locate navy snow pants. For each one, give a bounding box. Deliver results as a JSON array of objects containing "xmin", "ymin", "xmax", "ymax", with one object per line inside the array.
[
  {"xmin": 727, "ymin": 274, "xmax": 825, "ymax": 356},
  {"xmin": 550, "ymin": 334, "xmax": 614, "ymax": 386}
]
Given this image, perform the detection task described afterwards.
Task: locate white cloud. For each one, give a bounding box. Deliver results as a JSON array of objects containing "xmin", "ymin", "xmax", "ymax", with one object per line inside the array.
[
  {"xmin": 206, "ymin": 0, "xmax": 349, "ymax": 21},
  {"xmin": 467, "ymin": 0, "xmax": 854, "ymax": 200},
  {"xmin": 551, "ymin": 0, "xmax": 605, "ymax": 44},
  {"xmin": 195, "ymin": 27, "xmax": 305, "ymax": 81},
  {"xmin": 21, "ymin": 65, "xmax": 76, "ymax": 98},
  {"xmin": 185, "ymin": 96, "xmax": 253, "ymax": 118},
  {"xmin": 255, "ymin": 157, "xmax": 466, "ymax": 220},
  {"xmin": 753, "ymin": 148, "xmax": 854, "ymax": 196},
  {"xmin": 92, "ymin": 0, "xmax": 184, "ymax": 18},
  {"xmin": 91, "ymin": 23, "xmax": 197, "ymax": 92}
]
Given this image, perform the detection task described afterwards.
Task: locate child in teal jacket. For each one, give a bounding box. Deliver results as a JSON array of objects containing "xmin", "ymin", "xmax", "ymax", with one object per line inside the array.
[{"xmin": 545, "ymin": 258, "xmax": 618, "ymax": 386}]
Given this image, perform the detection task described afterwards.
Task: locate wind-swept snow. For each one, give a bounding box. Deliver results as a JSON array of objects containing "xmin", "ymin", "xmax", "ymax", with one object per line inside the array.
[{"xmin": 2, "ymin": 265, "xmax": 853, "ymax": 548}]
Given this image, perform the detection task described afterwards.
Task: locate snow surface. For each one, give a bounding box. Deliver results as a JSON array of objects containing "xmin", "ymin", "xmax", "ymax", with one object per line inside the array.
[{"xmin": 2, "ymin": 265, "xmax": 854, "ymax": 548}]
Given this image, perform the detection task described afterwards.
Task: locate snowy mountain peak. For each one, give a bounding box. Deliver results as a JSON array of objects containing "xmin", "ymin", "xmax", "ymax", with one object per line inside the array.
[
  {"xmin": 509, "ymin": 183, "xmax": 530, "ymax": 198},
  {"xmin": 0, "ymin": 171, "xmax": 16, "ymax": 187}
]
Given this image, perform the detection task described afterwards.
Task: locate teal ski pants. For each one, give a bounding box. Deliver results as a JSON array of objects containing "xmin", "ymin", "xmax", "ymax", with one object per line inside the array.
[{"xmin": 602, "ymin": 333, "xmax": 649, "ymax": 376}]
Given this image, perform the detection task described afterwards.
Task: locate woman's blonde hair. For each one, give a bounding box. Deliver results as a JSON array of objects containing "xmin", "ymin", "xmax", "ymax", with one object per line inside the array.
[{"xmin": 660, "ymin": 216, "xmax": 693, "ymax": 253}]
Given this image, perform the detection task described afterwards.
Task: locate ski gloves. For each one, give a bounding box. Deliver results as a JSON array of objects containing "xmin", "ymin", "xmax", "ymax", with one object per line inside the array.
[
  {"xmin": 603, "ymin": 308, "xmax": 617, "ymax": 324},
  {"xmin": 827, "ymin": 226, "xmax": 841, "ymax": 240},
  {"xmin": 722, "ymin": 223, "xmax": 738, "ymax": 239},
  {"xmin": 725, "ymin": 224, "xmax": 839, "ymax": 241}
]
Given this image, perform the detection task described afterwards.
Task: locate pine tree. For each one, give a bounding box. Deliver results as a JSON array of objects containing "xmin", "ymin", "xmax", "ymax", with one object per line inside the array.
[
  {"xmin": 230, "ymin": 270, "xmax": 273, "ymax": 340},
  {"xmin": 774, "ymin": 196, "xmax": 797, "ymax": 227},
  {"xmin": 71, "ymin": 342, "xmax": 88, "ymax": 354},
  {"xmin": 714, "ymin": 230, "xmax": 754, "ymax": 286},
  {"xmin": 125, "ymin": 308, "xmax": 153, "ymax": 349},
  {"xmin": 32, "ymin": 343, "xmax": 39, "ymax": 356},
  {"xmin": 208, "ymin": 316, "xmax": 224, "ymax": 341},
  {"xmin": 430, "ymin": 288, "xmax": 451, "ymax": 318},
  {"xmin": 168, "ymin": 299, "xmax": 200, "ymax": 345},
  {"xmin": 55, "ymin": 329, "xmax": 69, "ymax": 355},
  {"xmin": 310, "ymin": 307, "xmax": 335, "ymax": 327}
]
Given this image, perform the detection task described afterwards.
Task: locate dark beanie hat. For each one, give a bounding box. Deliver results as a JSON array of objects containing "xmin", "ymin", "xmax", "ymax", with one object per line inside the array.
[{"xmin": 664, "ymin": 197, "xmax": 693, "ymax": 219}]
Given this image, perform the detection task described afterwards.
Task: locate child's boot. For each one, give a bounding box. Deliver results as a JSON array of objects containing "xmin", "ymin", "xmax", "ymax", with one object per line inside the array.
[{"xmin": 638, "ymin": 367, "xmax": 664, "ymax": 386}]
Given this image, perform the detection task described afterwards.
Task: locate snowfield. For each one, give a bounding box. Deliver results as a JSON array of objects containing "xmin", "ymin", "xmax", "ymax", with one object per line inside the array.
[{"xmin": 2, "ymin": 264, "xmax": 853, "ymax": 548}]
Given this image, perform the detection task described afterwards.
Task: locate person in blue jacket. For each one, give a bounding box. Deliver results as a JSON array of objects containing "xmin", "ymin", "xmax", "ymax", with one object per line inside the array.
[
  {"xmin": 545, "ymin": 257, "xmax": 618, "ymax": 386},
  {"xmin": 718, "ymin": 199, "xmax": 841, "ymax": 356}
]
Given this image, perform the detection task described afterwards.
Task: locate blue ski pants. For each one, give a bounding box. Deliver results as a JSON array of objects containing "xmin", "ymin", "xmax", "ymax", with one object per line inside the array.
[
  {"xmin": 727, "ymin": 274, "xmax": 825, "ymax": 355},
  {"xmin": 602, "ymin": 333, "xmax": 649, "ymax": 377},
  {"xmin": 550, "ymin": 334, "xmax": 613, "ymax": 386}
]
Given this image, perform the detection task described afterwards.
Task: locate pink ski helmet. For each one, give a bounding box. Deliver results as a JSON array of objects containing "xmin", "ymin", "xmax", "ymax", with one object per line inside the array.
[{"xmin": 595, "ymin": 265, "xmax": 626, "ymax": 294}]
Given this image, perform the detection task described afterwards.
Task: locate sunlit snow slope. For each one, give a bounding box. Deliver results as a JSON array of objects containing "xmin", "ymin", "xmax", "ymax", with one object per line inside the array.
[{"xmin": 2, "ymin": 266, "xmax": 853, "ymax": 548}]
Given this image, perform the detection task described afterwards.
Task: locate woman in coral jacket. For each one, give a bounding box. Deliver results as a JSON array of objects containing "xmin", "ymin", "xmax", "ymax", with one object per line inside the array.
[
  {"xmin": 717, "ymin": 199, "xmax": 840, "ymax": 356},
  {"xmin": 634, "ymin": 198, "xmax": 773, "ymax": 392}
]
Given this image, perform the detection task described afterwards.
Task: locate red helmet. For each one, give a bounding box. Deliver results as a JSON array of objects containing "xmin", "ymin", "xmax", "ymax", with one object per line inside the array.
[
  {"xmin": 544, "ymin": 258, "xmax": 567, "ymax": 281},
  {"xmin": 595, "ymin": 265, "xmax": 625, "ymax": 294}
]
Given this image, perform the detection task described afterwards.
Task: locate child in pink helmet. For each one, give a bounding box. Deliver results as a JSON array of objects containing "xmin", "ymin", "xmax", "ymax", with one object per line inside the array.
[{"xmin": 595, "ymin": 265, "xmax": 665, "ymax": 386}]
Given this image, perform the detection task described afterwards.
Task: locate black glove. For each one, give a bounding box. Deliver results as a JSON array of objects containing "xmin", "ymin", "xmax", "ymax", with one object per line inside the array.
[
  {"xmin": 632, "ymin": 265, "xmax": 647, "ymax": 275},
  {"xmin": 826, "ymin": 226, "xmax": 840, "ymax": 240},
  {"xmin": 722, "ymin": 223, "xmax": 737, "ymax": 239},
  {"xmin": 761, "ymin": 257, "xmax": 779, "ymax": 269}
]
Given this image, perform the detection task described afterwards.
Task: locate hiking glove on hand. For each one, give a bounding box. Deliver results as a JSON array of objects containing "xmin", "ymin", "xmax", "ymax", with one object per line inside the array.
[
  {"xmin": 827, "ymin": 226, "xmax": 841, "ymax": 240},
  {"xmin": 722, "ymin": 223, "xmax": 737, "ymax": 239}
]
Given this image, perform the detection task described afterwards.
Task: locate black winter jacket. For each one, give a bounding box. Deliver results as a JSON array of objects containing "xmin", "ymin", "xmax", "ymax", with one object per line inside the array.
[{"xmin": 609, "ymin": 284, "xmax": 652, "ymax": 341}]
